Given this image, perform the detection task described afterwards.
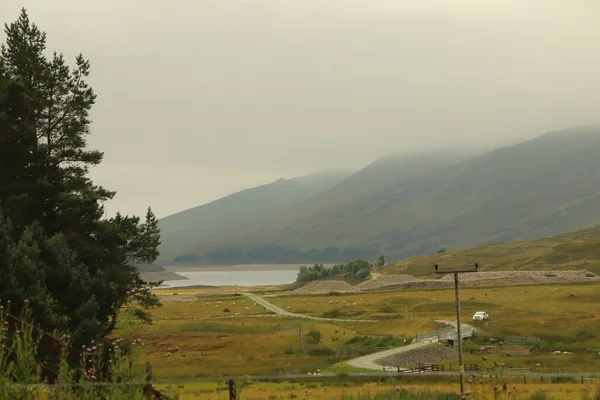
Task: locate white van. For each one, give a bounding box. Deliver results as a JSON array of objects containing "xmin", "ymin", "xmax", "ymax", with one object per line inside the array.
[{"xmin": 472, "ymin": 311, "xmax": 489, "ymax": 321}]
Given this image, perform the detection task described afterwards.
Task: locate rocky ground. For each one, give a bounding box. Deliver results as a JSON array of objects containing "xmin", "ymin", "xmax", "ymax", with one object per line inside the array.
[
  {"xmin": 352, "ymin": 274, "xmax": 422, "ymax": 291},
  {"xmin": 348, "ymin": 270, "xmax": 599, "ymax": 293},
  {"xmin": 379, "ymin": 345, "xmax": 458, "ymax": 368},
  {"xmin": 290, "ymin": 270, "xmax": 599, "ymax": 294}
]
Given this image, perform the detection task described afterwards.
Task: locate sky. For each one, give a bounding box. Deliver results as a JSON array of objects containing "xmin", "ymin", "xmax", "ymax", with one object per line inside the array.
[{"xmin": 1, "ymin": 0, "xmax": 599, "ymax": 218}]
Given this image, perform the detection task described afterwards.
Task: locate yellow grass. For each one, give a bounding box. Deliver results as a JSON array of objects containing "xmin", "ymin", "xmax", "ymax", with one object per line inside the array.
[
  {"xmin": 266, "ymin": 282, "xmax": 600, "ymax": 340},
  {"xmin": 117, "ymin": 281, "xmax": 600, "ymax": 385},
  {"xmin": 381, "ymin": 226, "xmax": 600, "ymax": 277},
  {"xmin": 155, "ymin": 380, "xmax": 600, "ymax": 399}
]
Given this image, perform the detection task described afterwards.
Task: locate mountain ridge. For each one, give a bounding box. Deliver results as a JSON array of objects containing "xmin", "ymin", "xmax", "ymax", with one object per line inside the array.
[{"xmin": 159, "ymin": 126, "xmax": 600, "ymax": 265}]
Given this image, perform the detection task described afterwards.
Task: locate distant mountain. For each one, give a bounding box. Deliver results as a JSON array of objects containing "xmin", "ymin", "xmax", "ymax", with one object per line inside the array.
[
  {"xmin": 158, "ymin": 170, "xmax": 352, "ymax": 261},
  {"xmin": 169, "ymin": 126, "xmax": 600, "ymax": 265},
  {"xmin": 378, "ymin": 224, "xmax": 600, "ymax": 277}
]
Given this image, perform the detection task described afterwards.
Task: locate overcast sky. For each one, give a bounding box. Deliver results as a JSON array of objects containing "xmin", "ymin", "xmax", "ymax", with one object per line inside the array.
[{"xmin": 1, "ymin": 1, "xmax": 599, "ymax": 218}]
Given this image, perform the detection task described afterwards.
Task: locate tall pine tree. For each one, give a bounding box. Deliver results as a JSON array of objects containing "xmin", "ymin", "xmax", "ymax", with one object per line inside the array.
[{"xmin": 0, "ymin": 9, "xmax": 161, "ymax": 345}]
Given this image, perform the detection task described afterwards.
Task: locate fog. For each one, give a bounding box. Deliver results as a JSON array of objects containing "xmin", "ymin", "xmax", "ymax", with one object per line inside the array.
[{"xmin": 1, "ymin": 0, "xmax": 599, "ymax": 217}]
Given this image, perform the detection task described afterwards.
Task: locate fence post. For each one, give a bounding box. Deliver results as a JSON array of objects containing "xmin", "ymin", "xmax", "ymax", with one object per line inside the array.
[
  {"xmin": 144, "ymin": 362, "xmax": 153, "ymax": 400},
  {"xmin": 228, "ymin": 379, "xmax": 236, "ymax": 400}
]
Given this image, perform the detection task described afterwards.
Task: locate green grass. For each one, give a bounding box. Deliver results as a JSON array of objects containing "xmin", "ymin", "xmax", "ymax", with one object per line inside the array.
[{"xmin": 382, "ymin": 226, "xmax": 600, "ymax": 277}]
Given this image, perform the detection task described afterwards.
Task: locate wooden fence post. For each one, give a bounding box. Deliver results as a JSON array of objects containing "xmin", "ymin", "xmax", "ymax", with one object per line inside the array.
[
  {"xmin": 228, "ymin": 379, "xmax": 236, "ymax": 400},
  {"xmin": 144, "ymin": 362, "xmax": 153, "ymax": 400}
]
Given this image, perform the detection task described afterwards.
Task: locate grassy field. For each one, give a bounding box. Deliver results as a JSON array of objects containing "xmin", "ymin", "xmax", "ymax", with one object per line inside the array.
[
  {"xmin": 264, "ymin": 282, "xmax": 600, "ymax": 372},
  {"xmin": 129, "ymin": 291, "xmax": 364, "ymax": 379},
  {"xmin": 380, "ymin": 226, "xmax": 600, "ymax": 277},
  {"xmin": 155, "ymin": 379, "xmax": 600, "ymax": 399},
  {"xmin": 113, "ymin": 280, "xmax": 600, "ymax": 400},
  {"xmin": 125, "ymin": 281, "xmax": 600, "ymax": 381}
]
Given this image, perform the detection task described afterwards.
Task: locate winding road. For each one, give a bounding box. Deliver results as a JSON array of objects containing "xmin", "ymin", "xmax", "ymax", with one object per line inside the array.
[
  {"xmin": 347, "ymin": 319, "xmax": 476, "ymax": 370},
  {"xmin": 244, "ymin": 293, "xmax": 376, "ymax": 323},
  {"xmin": 243, "ymin": 293, "xmax": 476, "ymax": 370}
]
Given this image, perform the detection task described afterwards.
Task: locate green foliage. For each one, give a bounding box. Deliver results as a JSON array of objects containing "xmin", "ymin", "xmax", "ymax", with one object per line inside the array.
[
  {"xmin": 0, "ymin": 305, "xmax": 150, "ymax": 399},
  {"xmin": 0, "ymin": 9, "xmax": 161, "ymax": 346},
  {"xmin": 306, "ymin": 330, "xmax": 321, "ymax": 344},
  {"xmin": 436, "ymin": 247, "xmax": 446, "ymax": 254},
  {"xmin": 296, "ymin": 259, "xmax": 373, "ymax": 283},
  {"xmin": 374, "ymin": 254, "xmax": 385, "ymax": 267},
  {"xmin": 344, "ymin": 335, "xmax": 407, "ymax": 347}
]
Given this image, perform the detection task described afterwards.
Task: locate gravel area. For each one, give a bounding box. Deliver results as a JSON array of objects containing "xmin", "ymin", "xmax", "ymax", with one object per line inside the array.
[
  {"xmin": 348, "ymin": 270, "xmax": 599, "ymax": 292},
  {"xmin": 379, "ymin": 345, "xmax": 458, "ymax": 368},
  {"xmin": 438, "ymin": 270, "xmax": 598, "ymax": 282},
  {"xmin": 353, "ymin": 275, "xmax": 422, "ymax": 291}
]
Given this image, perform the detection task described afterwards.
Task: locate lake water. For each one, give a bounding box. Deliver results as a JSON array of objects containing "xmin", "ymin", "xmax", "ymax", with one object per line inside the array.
[{"xmin": 161, "ymin": 269, "xmax": 299, "ymax": 288}]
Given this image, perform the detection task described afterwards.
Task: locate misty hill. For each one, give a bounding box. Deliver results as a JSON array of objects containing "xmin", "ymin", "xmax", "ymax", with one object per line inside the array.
[
  {"xmin": 378, "ymin": 225, "xmax": 600, "ymax": 277},
  {"xmin": 165, "ymin": 149, "xmax": 475, "ymax": 263},
  {"xmin": 168, "ymin": 126, "xmax": 600, "ymax": 264},
  {"xmin": 158, "ymin": 170, "xmax": 352, "ymax": 261}
]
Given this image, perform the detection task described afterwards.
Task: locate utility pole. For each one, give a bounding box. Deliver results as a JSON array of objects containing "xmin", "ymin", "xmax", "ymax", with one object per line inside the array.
[{"xmin": 434, "ymin": 262, "xmax": 479, "ymax": 399}]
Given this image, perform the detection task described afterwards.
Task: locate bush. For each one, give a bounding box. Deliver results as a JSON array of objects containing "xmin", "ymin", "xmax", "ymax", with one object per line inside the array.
[
  {"xmin": 306, "ymin": 330, "xmax": 321, "ymax": 344},
  {"xmin": 356, "ymin": 268, "xmax": 371, "ymax": 279},
  {"xmin": 307, "ymin": 347, "xmax": 335, "ymax": 356},
  {"xmin": 322, "ymin": 309, "xmax": 343, "ymax": 318},
  {"xmin": 544, "ymin": 273, "xmax": 557, "ymax": 277},
  {"xmin": 0, "ymin": 304, "xmax": 148, "ymax": 399},
  {"xmin": 585, "ymin": 273, "xmax": 595, "ymax": 277}
]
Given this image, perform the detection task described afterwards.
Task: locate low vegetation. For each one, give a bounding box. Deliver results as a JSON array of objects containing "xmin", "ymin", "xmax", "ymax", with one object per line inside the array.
[
  {"xmin": 296, "ymin": 259, "xmax": 374, "ymax": 283},
  {"xmin": 382, "ymin": 226, "xmax": 600, "ymax": 277},
  {"xmin": 0, "ymin": 306, "xmax": 150, "ymax": 399}
]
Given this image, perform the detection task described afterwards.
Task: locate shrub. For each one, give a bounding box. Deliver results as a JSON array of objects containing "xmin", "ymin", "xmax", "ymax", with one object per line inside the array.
[
  {"xmin": 307, "ymin": 330, "xmax": 321, "ymax": 344},
  {"xmin": 0, "ymin": 304, "xmax": 148, "ymax": 399},
  {"xmin": 544, "ymin": 273, "xmax": 557, "ymax": 277},
  {"xmin": 585, "ymin": 273, "xmax": 595, "ymax": 277}
]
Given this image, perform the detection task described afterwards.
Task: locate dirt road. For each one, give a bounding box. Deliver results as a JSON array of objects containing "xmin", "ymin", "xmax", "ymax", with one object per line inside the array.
[
  {"xmin": 243, "ymin": 293, "xmax": 375, "ymax": 323},
  {"xmin": 346, "ymin": 319, "xmax": 476, "ymax": 370}
]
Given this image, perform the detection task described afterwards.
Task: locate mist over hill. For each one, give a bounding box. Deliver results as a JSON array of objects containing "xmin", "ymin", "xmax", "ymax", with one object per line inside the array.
[
  {"xmin": 159, "ymin": 127, "xmax": 600, "ymax": 265},
  {"xmin": 158, "ymin": 170, "xmax": 352, "ymax": 261}
]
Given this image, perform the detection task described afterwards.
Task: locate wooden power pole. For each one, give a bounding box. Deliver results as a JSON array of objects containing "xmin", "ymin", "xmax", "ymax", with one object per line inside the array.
[{"xmin": 435, "ymin": 263, "xmax": 479, "ymax": 399}]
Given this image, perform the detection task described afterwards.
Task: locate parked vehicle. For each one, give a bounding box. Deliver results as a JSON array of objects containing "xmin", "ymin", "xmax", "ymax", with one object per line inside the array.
[{"xmin": 472, "ymin": 311, "xmax": 489, "ymax": 321}]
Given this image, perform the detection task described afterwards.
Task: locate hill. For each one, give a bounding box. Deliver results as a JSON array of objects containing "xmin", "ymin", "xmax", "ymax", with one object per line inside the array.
[
  {"xmin": 135, "ymin": 263, "xmax": 186, "ymax": 282},
  {"xmin": 377, "ymin": 225, "xmax": 600, "ymax": 277},
  {"xmin": 167, "ymin": 149, "xmax": 476, "ymax": 264},
  {"xmin": 178, "ymin": 126, "xmax": 600, "ymax": 264},
  {"xmin": 158, "ymin": 170, "xmax": 352, "ymax": 262}
]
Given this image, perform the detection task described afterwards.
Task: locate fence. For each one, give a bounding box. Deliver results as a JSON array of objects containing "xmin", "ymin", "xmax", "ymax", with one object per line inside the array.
[
  {"xmin": 416, "ymin": 326, "xmax": 473, "ymax": 343},
  {"xmin": 415, "ymin": 329, "xmax": 440, "ymax": 343}
]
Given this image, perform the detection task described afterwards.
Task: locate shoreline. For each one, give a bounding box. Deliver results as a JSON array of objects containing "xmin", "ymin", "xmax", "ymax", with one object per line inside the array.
[{"xmin": 162, "ymin": 264, "xmax": 310, "ymax": 272}]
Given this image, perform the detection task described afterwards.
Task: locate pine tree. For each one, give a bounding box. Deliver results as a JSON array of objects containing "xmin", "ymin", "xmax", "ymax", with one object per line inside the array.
[{"xmin": 0, "ymin": 9, "xmax": 162, "ymax": 345}]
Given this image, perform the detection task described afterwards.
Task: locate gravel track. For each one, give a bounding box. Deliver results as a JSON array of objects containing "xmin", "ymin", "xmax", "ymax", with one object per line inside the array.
[{"xmin": 379, "ymin": 345, "xmax": 458, "ymax": 368}]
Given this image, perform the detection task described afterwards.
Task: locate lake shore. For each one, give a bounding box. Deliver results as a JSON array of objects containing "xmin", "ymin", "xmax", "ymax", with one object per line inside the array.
[{"xmin": 162, "ymin": 264, "xmax": 309, "ymax": 272}]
